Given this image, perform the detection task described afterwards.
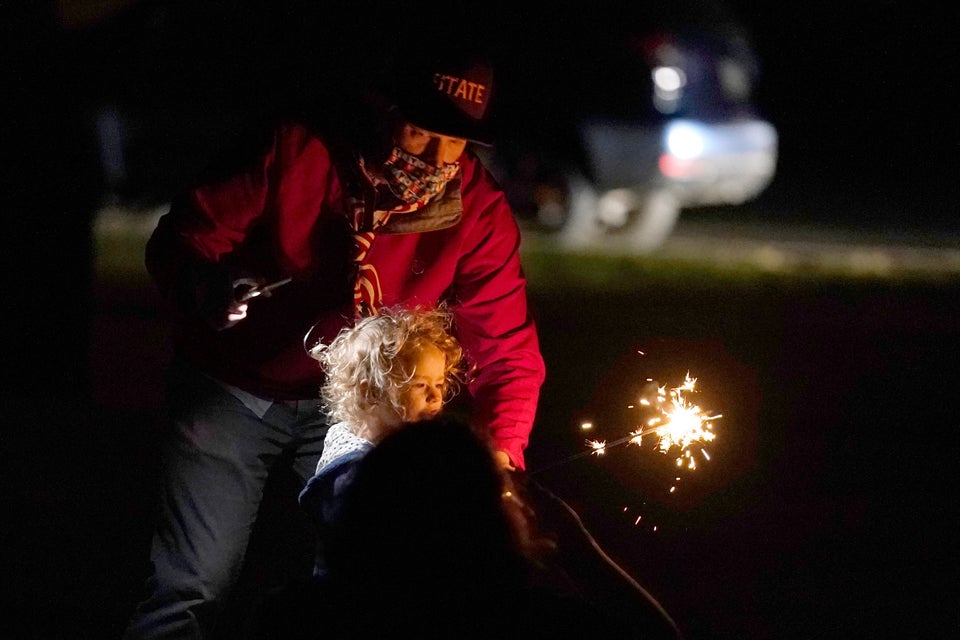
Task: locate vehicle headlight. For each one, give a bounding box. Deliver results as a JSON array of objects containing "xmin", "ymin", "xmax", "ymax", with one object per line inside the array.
[{"xmin": 664, "ymin": 120, "xmax": 705, "ymax": 159}]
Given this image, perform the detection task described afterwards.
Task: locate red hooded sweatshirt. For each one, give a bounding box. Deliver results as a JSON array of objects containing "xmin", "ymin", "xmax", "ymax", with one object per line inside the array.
[{"xmin": 145, "ymin": 121, "xmax": 545, "ymax": 468}]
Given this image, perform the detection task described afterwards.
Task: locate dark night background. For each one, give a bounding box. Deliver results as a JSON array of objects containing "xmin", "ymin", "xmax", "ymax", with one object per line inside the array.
[
  {"xmin": 3, "ymin": 1, "xmax": 958, "ymax": 638},
  {"xmin": 723, "ymin": 0, "xmax": 958, "ymax": 231}
]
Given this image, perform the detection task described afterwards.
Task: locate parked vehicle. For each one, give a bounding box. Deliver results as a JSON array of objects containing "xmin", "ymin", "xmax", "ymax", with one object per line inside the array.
[{"xmin": 480, "ymin": 6, "xmax": 778, "ymax": 252}]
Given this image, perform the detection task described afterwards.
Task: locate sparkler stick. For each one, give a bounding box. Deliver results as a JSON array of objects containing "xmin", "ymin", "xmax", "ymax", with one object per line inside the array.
[
  {"xmin": 239, "ymin": 277, "xmax": 293, "ymax": 301},
  {"xmin": 529, "ymin": 434, "xmax": 638, "ymax": 475}
]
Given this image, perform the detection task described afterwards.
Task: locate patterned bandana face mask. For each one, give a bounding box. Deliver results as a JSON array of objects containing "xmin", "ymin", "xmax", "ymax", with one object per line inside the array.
[{"xmin": 382, "ymin": 146, "xmax": 460, "ymax": 206}]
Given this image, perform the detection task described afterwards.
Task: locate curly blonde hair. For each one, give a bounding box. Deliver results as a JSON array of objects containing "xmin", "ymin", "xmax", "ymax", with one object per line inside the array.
[{"xmin": 311, "ymin": 305, "xmax": 468, "ymax": 426}]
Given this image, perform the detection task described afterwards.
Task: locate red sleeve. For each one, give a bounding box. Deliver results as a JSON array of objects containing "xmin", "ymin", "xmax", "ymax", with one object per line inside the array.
[
  {"xmin": 453, "ymin": 158, "xmax": 546, "ymax": 470},
  {"xmin": 145, "ymin": 122, "xmax": 334, "ymax": 310}
]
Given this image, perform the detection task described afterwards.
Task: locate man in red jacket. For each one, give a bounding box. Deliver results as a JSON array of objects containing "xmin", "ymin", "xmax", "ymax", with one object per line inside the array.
[{"xmin": 124, "ymin": 47, "xmax": 545, "ymax": 638}]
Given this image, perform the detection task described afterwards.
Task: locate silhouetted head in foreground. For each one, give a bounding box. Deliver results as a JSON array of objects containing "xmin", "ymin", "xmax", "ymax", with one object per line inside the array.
[
  {"xmin": 268, "ymin": 416, "xmax": 666, "ymax": 639},
  {"xmin": 326, "ymin": 417, "xmax": 525, "ymax": 611},
  {"xmin": 321, "ymin": 417, "xmax": 619, "ymax": 638}
]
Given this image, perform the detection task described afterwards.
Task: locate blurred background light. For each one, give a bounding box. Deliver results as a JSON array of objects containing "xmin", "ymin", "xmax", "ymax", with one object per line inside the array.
[
  {"xmin": 652, "ymin": 65, "xmax": 685, "ymax": 113},
  {"xmin": 664, "ymin": 120, "xmax": 705, "ymax": 159}
]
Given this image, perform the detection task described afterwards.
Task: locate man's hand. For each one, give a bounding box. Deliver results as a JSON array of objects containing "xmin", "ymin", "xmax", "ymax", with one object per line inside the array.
[
  {"xmin": 493, "ymin": 450, "xmax": 516, "ymax": 471},
  {"xmin": 197, "ymin": 274, "xmax": 262, "ymax": 331}
]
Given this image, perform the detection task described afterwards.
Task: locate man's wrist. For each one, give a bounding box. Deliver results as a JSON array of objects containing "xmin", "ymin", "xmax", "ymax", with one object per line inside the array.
[{"xmin": 493, "ymin": 450, "xmax": 515, "ymax": 471}]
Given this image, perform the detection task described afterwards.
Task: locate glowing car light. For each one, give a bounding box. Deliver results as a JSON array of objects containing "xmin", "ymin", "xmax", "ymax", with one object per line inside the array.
[
  {"xmin": 659, "ymin": 154, "xmax": 700, "ymax": 178},
  {"xmin": 652, "ymin": 66, "xmax": 686, "ymax": 113},
  {"xmin": 664, "ymin": 120, "xmax": 705, "ymax": 159},
  {"xmin": 653, "ymin": 66, "xmax": 686, "ymax": 92}
]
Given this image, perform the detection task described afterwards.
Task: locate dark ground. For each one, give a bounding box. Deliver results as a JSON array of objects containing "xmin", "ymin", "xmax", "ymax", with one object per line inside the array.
[{"xmin": 524, "ymin": 272, "xmax": 960, "ymax": 638}]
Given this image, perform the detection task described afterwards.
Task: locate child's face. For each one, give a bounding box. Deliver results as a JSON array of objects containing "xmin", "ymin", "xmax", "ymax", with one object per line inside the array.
[{"xmin": 397, "ymin": 342, "xmax": 448, "ymax": 423}]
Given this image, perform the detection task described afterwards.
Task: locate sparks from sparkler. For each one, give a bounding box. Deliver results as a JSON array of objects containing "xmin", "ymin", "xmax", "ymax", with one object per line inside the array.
[
  {"xmin": 530, "ymin": 369, "xmax": 721, "ymax": 493},
  {"xmin": 529, "ymin": 364, "xmax": 722, "ymax": 540},
  {"xmin": 621, "ymin": 372, "xmax": 720, "ymax": 466},
  {"xmin": 576, "ymin": 372, "xmax": 720, "ymax": 470}
]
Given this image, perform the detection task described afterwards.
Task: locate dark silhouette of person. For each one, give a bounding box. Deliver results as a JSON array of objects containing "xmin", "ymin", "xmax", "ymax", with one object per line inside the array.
[{"xmin": 256, "ymin": 417, "xmax": 680, "ymax": 639}]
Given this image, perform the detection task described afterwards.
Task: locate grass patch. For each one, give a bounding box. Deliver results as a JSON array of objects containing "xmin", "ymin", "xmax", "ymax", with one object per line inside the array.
[{"xmin": 92, "ymin": 206, "xmax": 960, "ymax": 292}]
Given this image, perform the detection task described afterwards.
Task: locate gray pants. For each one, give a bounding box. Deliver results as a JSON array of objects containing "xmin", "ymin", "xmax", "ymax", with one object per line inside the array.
[{"xmin": 124, "ymin": 360, "xmax": 327, "ymax": 639}]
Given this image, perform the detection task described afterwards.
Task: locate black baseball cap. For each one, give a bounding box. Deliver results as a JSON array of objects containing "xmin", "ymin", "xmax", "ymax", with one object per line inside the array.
[{"xmin": 388, "ymin": 49, "xmax": 496, "ymax": 146}]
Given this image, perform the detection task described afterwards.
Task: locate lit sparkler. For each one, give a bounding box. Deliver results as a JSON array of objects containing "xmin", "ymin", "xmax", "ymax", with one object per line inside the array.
[
  {"xmin": 531, "ymin": 371, "xmax": 721, "ymax": 480},
  {"xmin": 620, "ymin": 372, "xmax": 720, "ymax": 466},
  {"xmin": 573, "ymin": 372, "xmax": 720, "ymax": 467}
]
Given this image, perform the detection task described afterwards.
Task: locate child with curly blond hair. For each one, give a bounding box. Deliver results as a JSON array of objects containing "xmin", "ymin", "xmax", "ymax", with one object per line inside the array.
[
  {"xmin": 299, "ymin": 305, "xmax": 470, "ymax": 540},
  {"xmin": 307, "ymin": 304, "xmax": 469, "ymax": 472}
]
